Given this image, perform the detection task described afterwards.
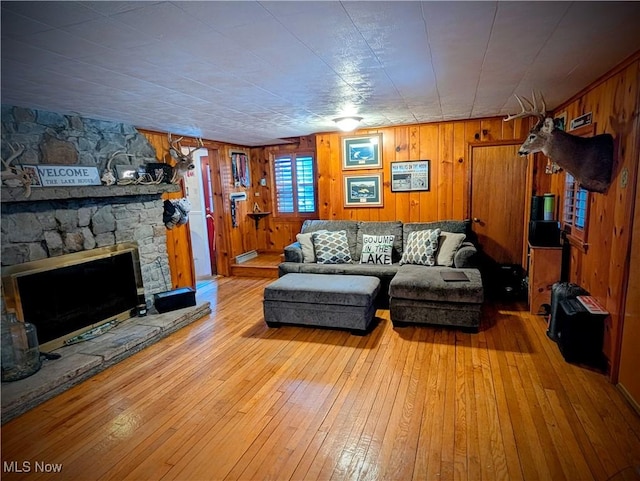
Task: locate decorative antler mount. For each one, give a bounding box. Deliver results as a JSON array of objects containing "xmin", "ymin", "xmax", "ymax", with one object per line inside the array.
[
  {"xmin": 503, "ymin": 91, "xmax": 547, "ymax": 123},
  {"xmin": 1, "ymin": 143, "xmax": 32, "ymax": 197},
  {"xmin": 167, "ymin": 133, "xmax": 204, "ymax": 183},
  {"xmin": 504, "ymin": 91, "xmax": 614, "ymax": 193}
]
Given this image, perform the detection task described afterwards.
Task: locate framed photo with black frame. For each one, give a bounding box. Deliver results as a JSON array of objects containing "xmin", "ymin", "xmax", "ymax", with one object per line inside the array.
[
  {"xmin": 390, "ymin": 160, "xmax": 430, "ymax": 192},
  {"xmin": 343, "ymin": 173, "xmax": 383, "ymax": 207},
  {"xmin": 342, "ymin": 133, "xmax": 382, "ymax": 170}
]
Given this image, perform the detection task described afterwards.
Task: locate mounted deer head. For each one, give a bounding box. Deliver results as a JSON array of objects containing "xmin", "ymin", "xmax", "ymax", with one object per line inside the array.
[
  {"xmin": 504, "ymin": 92, "xmax": 614, "ymax": 193},
  {"xmin": 167, "ymin": 133, "xmax": 204, "ymax": 183}
]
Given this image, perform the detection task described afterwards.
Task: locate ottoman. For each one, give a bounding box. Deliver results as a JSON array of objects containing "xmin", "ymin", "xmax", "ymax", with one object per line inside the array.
[
  {"xmin": 263, "ymin": 273, "xmax": 381, "ymax": 334},
  {"xmin": 389, "ymin": 266, "xmax": 484, "ymax": 330}
]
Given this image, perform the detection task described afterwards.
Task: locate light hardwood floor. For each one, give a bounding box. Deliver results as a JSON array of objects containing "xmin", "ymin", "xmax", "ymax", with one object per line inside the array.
[{"xmin": 2, "ymin": 276, "xmax": 639, "ymax": 481}]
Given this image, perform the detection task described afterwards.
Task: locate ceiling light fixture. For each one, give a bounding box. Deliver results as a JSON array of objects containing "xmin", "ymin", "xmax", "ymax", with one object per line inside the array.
[{"xmin": 333, "ymin": 116, "xmax": 363, "ymax": 132}]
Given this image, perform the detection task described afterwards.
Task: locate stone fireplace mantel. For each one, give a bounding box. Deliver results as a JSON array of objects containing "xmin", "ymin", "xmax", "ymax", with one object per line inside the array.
[
  {"xmin": 1, "ymin": 183, "xmax": 180, "ymax": 305},
  {"xmin": 1, "ymin": 184, "xmax": 181, "ymax": 204}
]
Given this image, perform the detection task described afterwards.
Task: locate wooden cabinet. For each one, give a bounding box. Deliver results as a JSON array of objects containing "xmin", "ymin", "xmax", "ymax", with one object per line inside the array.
[{"xmin": 528, "ymin": 244, "xmax": 562, "ymax": 315}]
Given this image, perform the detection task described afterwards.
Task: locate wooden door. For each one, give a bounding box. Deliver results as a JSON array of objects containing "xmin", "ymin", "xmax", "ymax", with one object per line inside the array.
[
  {"xmin": 471, "ymin": 144, "xmax": 527, "ymax": 266},
  {"xmin": 200, "ymin": 154, "xmax": 217, "ymax": 275}
]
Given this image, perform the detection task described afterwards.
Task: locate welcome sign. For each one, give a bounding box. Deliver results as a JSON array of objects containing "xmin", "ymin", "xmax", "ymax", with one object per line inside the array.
[{"xmin": 28, "ymin": 165, "xmax": 101, "ymax": 187}]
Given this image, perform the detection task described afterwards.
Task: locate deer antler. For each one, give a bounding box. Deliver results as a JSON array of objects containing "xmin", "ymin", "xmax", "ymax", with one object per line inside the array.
[
  {"xmin": 504, "ymin": 91, "xmax": 547, "ymax": 122},
  {"xmin": 1, "ymin": 143, "xmax": 32, "ymax": 197},
  {"xmin": 1, "ymin": 143, "xmax": 26, "ymax": 170},
  {"xmin": 168, "ymin": 134, "xmax": 204, "ymax": 160}
]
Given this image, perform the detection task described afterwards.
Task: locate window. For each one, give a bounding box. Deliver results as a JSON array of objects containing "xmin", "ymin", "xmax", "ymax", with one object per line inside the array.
[
  {"xmin": 273, "ymin": 152, "xmax": 316, "ymax": 215},
  {"xmin": 562, "ymin": 172, "xmax": 589, "ymax": 243}
]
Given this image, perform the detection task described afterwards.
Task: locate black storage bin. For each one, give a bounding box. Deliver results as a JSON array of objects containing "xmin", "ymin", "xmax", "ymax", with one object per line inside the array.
[
  {"xmin": 556, "ymin": 299, "xmax": 607, "ymax": 368},
  {"xmin": 154, "ymin": 287, "xmax": 196, "ymax": 313},
  {"xmin": 547, "ymin": 282, "xmax": 588, "ymax": 341}
]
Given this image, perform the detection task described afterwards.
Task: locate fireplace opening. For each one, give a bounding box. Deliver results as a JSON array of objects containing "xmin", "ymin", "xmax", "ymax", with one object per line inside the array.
[{"xmin": 2, "ymin": 243, "xmax": 144, "ymax": 351}]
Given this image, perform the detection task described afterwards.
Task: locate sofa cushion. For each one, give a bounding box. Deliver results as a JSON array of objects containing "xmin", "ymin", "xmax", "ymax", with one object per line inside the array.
[
  {"xmin": 279, "ymin": 261, "xmax": 399, "ymax": 279},
  {"xmin": 356, "ymin": 221, "xmax": 403, "ymax": 262},
  {"xmin": 390, "ymin": 266, "xmax": 484, "ymax": 304},
  {"xmin": 297, "ymin": 230, "xmax": 328, "ymax": 263},
  {"xmin": 313, "ymin": 230, "xmax": 352, "ymax": 264},
  {"xmin": 302, "ymin": 220, "xmax": 359, "ymax": 260},
  {"xmin": 360, "ymin": 234, "xmax": 394, "ymax": 265},
  {"xmin": 399, "ymin": 228, "xmax": 441, "ymax": 266},
  {"xmin": 265, "ymin": 273, "xmax": 380, "ymax": 307},
  {"xmin": 404, "ymin": 220, "xmax": 472, "ymax": 242},
  {"xmin": 436, "ymin": 232, "xmax": 466, "ymax": 267}
]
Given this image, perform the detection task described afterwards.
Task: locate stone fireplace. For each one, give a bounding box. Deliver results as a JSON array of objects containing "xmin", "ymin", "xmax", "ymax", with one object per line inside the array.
[
  {"xmin": 1, "ymin": 105, "xmax": 181, "ymax": 344},
  {"xmin": 1, "ymin": 185, "xmax": 179, "ymax": 346},
  {"xmin": 0, "ymin": 106, "xmax": 212, "ymax": 423}
]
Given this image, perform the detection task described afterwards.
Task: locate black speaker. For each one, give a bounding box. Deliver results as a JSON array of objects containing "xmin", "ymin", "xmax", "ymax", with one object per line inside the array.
[
  {"xmin": 154, "ymin": 287, "xmax": 196, "ymax": 313},
  {"xmin": 529, "ymin": 220, "xmax": 560, "ymax": 247},
  {"xmin": 531, "ymin": 195, "xmax": 545, "ymax": 221},
  {"xmin": 556, "ymin": 299, "xmax": 607, "ymax": 369}
]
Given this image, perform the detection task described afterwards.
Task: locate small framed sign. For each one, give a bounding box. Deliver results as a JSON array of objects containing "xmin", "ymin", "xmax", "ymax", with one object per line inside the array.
[
  {"xmin": 344, "ymin": 173, "xmax": 383, "ymax": 207},
  {"xmin": 34, "ymin": 165, "xmax": 101, "ymax": 187},
  {"xmin": 342, "ymin": 134, "xmax": 382, "ymax": 170},
  {"xmin": 570, "ymin": 112, "xmax": 592, "ymax": 131},
  {"xmin": 391, "ymin": 160, "xmax": 430, "ymax": 192}
]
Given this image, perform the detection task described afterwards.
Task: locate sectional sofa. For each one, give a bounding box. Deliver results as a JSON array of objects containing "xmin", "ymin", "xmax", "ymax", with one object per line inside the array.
[{"xmin": 277, "ymin": 219, "xmax": 485, "ymax": 330}]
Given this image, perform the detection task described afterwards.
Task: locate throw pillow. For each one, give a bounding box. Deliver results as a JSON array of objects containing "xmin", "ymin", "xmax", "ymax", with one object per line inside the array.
[
  {"xmin": 312, "ymin": 230, "xmax": 352, "ymax": 264},
  {"xmin": 360, "ymin": 234, "xmax": 394, "ymax": 265},
  {"xmin": 399, "ymin": 228, "xmax": 441, "ymax": 266},
  {"xmin": 436, "ymin": 232, "xmax": 466, "ymax": 267},
  {"xmin": 297, "ymin": 230, "xmax": 328, "ymax": 263}
]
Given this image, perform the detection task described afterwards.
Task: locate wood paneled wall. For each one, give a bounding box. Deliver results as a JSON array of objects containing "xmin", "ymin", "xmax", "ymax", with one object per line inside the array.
[
  {"xmin": 314, "ymin": 119, "xmax": 530, "ymax": 223},
  {"xmin": 249, "ymin": 137, "xmax": 317, "ymax": 253},
  {"xmin": 139, "ymin": 130, "xmax": 196, "ymax": 289},
  {"xmin": 139, "ymin": 130, "xmax": 262, "ymax": 285},
  {"xmin": 538, "ymin": 55, "xmax": 640, "ymax": 375},
  {"xmin": 254, "ymin": 119, "xmax": 531, "ymax": 254}
]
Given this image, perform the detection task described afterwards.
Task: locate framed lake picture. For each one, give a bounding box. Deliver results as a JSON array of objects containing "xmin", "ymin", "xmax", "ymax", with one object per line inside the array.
[
  {"xmin": 342, "ymin": 133, "xmax": 382, "ymax": 170},
  {"xmin": 391, "ymin": 160, "xmax": 430, "ymax": 192},
  {"xmin": 344, "ymin": 173, "xmax": 383, "ymax": 207}
]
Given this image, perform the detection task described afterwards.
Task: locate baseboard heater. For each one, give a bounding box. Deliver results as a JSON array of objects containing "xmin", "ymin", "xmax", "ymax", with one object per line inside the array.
[{"xmin": 235, "ymin": 250, "xmax": 258, "ymax": 264}]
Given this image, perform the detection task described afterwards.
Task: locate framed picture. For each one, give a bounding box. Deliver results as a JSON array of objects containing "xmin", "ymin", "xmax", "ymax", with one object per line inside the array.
[
  {"xmin": 391, "ymin": 160, "xmax": 430, "ymax": 192},
  {"xmin": 554, "ymin": 111, "xmax": 567, "ymax": 131},
  {"xmin": 342, "ymin": 133, "xmax": 382, "ymax": 170},
  {"xmin": 344, "ymin": 173, "xmax": 383, "ymax": 207},
  {"xmin": 145, "ymin": 163, "xmax": 173, "ymax": 183}
]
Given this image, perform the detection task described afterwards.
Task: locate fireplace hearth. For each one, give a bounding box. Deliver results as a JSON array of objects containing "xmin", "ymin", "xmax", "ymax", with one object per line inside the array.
[{"xmin": 1, "ymin": 301, "xmax": 211, "ymax": 423}]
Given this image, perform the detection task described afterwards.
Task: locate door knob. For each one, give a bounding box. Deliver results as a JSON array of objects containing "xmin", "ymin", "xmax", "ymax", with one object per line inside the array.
[{"xmin": 473, "ymin": 217, "xmax": 481, "ymax": 223}]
